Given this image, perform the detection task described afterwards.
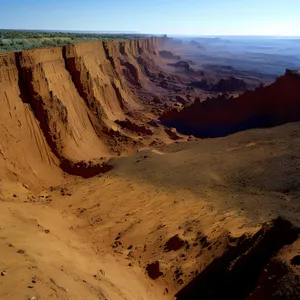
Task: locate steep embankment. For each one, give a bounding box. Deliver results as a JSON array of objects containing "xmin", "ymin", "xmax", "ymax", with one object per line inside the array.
[
  {"xmin": 0, "ymin": 53, "xmax": 62, "ymax": 189},
  {"xmin": 0, "ymin": 37, "xmax": 162, "ymax": 182},
  {"xmin": 161, "ymin": 71, "xmax": 300, "ymax": 137}
]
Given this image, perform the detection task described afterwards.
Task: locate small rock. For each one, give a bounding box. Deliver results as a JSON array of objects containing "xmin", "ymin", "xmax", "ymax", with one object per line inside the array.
[
  {"xmin": 199, "ymin": 236, "xmax": 210, "ymax": 247},
  {"xmin": 1, "ymin": 271, "xmax": 6, "ymax": 276},
  {"xmin": 45, "ymin": 229, "xmax": 50, "ymax": 234},
  {"xmin": 28, "ymin": 285, "xmax": 34, "ymax": 289},
  {"xmin": 164, "ymin": 235, "xmax": 185, "ymax": 252},
  {"xmin": 22, "ymin": 183, "xmax": 29, "ymax": 189},
  {"xmin": 178, "ymin": 279, "xmax": 184, "ymax": 285},
  {"xmin": 146, "ymin": 261, "xmax": 163, "ymax": 280},
  {"xmin": 127, "ymin": 245, "xmax": 133, "ymax": 250},
  {"xmin": 127, "ymin": 251, "xmax": 134, "ymax": 258},
  {"xmin": 112, "ymin": 241, "xmax": 122, "ymax": 248}
]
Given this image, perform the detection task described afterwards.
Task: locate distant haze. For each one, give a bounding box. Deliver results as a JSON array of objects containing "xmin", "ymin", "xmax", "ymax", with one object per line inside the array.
[{"xmin": 1, "ymin": 0, "xmax": 300, "ymax": 36}]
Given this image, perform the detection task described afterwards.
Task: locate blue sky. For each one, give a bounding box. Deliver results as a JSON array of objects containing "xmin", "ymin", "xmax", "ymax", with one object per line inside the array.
[{"xmin": 1, "ymin": 0, "xmax": 299, "ymax": 36}]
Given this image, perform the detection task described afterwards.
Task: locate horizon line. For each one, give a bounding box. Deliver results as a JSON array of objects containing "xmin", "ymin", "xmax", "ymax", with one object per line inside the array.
[{"xmin": 0, "ymin": 29, "xmax": 300, "ymax": 38}]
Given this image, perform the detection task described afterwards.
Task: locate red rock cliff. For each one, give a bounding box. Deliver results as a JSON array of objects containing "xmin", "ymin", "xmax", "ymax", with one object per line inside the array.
[
  {"xmin": 160, "ymin": 72, "xmax": 300, "ymax": 137},
  {"xmin": 0, "ymin": 37, "xmax": 161, "ymax": 180}
]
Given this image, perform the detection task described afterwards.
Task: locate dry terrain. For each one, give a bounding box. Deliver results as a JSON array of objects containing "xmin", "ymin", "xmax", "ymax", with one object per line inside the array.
[{"xmin": 0, "ymin": 36, "xmax": 299, "ymax": 299}]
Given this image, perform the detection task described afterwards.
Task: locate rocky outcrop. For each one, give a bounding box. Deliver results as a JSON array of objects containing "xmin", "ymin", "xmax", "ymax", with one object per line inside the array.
[
  {"xmin": 159, "ymin": 50, "xmax": 181, "ymax": 60},
  {"xmin": 216, "ymin": 77, "xmax": 247, "ymax": 92},
  {"xmin": 115, "ymin": 118, "xmax": 153, "ymax": 136},
  {"xmin": 176, "ymin": 218, "xmax": 300, "ymax": 300},
  {"xmin": 168, "ymin": 61, "xmax": 191, "ymax": 71},
  {"xmin": 189, "ymin": 76, "xmax": 247, "ymax": 92},
  {"xmin": 285, "ymin": 69, "xmax": 300, "ymax": 77},
  {"xmin": 161, "ymin": 73, "xmax": 300, "ymax": 138}
]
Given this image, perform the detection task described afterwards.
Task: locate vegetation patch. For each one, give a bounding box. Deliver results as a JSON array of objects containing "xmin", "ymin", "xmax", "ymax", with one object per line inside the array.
[{"xmin": 0, "ymin": 30, "xmax": 151, "ymax": 53}]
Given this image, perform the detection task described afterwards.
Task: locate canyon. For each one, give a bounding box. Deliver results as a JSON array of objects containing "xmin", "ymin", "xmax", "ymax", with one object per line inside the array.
[{"xmin": 0, "ymin": 36, "xmax": 300, "ymax": 300}]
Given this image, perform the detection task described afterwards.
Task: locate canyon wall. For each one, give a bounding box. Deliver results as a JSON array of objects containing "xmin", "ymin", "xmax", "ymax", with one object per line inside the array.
[
  {"xmin": 0, "ymin": 37, "xmax": 161, "ymax": 184},
  {"xmin": 0, "ymin": 53, "xmax": 62, "ymax": 187},
  {"xmin": 161, "ymin": 71, "xmax": 300, "ymax": 138}
]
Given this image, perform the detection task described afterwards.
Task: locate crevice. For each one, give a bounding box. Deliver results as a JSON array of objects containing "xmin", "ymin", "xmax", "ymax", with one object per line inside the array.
[
  {"xmin": 175, "ymin": 217, "xmax": 299, "ymax": 300},
  {"xmin": 119, "ymin": 43, "xmax": 125, "ymax": 55},
  {"xmin": 62, "ymin": 46, "xmax": 88, "ymax": 106},
  {"xmin": 62, "ymin": 46, "xmax": 106, "ymax": 122},
  {"xmin": 121, "ymin": 61, "xmax": 142, "ymax": 87},
  {"xmin": 103, "ymin": 41, "xmax": 116, "ymax": 70},
  {"xmin": 111, "ymin": 82, "xmax": 125, "ymax": 110},
  {"xmin": 15, "ymin": 52, "xmax": 31, "ymax": 104},
  {"xmin": 102, "ymin": 42, "xmax": 128, "ymax": 111},
  {"xmin": 15, "ymin": 51, "xmax": 60, "ymax": 159}
]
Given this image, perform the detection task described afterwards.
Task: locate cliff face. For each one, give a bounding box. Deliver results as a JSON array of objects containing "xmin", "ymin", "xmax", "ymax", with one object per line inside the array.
[
  {"xmin": 0, "ymin": 53, "xmax": 62, "ymax": 186},
  {"xmin": 0, "ymin": 37, "xmax": 161, "ymax": 182},
  {"xmin": 160, "ymin": 72, "xmax": 300, "ymax": 138}
]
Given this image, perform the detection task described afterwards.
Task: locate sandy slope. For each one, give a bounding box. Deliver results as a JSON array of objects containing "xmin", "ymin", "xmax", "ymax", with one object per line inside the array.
[
  {"xmin": 52, "ymin": 123, "xmax": 300, "ymax": 296},
  {"xmin": 2, "ymin": 122, "xmax": 299, "ymax": 299},
  {"xmin": 0, "ymin": 201, "xmax": 163, "ymax": 300}
]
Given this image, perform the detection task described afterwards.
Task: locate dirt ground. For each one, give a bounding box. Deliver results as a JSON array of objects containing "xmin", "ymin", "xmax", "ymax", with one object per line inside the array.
[
  {"xmin": 1, "ymin": 123, "xmax": 300, "ymax": 299},
  {"xmin": 0, "ymin": 37, "xmax": 300, "ymax": 299}
]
